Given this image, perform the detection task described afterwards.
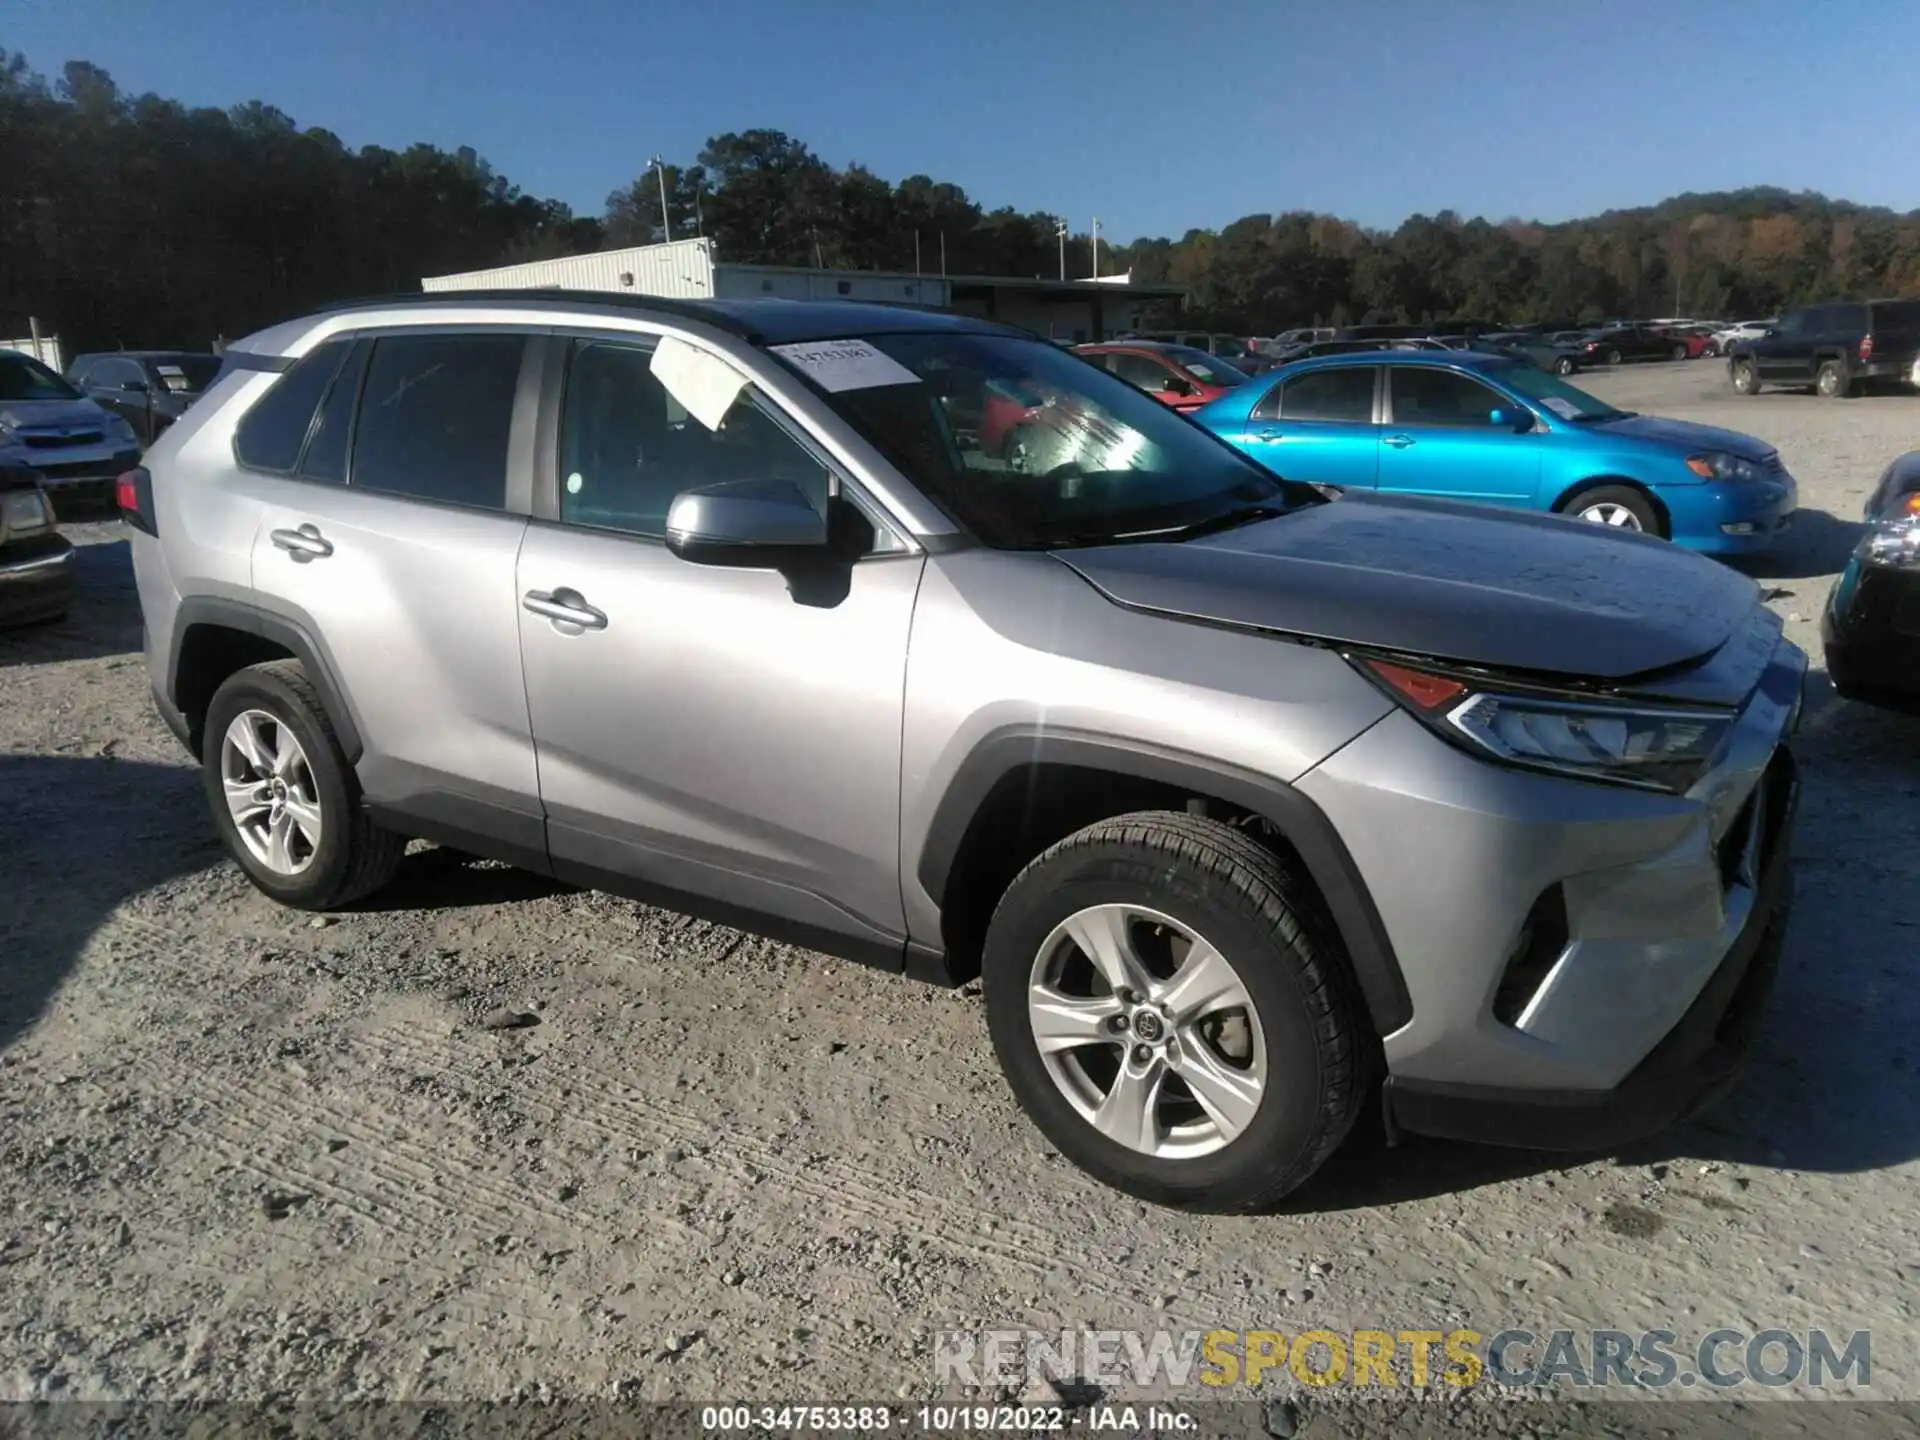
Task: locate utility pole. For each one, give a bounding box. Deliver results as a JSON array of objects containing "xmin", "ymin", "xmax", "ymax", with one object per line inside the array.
[
  {"xmin": 1056, "ymin": 221, "xmax": 1068, "ymax": 281},
  {"xmin": 1091, "ymin": 218, "xmax": 1101, "ymax": 280},
  {"xmin": 914, "ymin": 231, "xmax": 921, "ymax": 276},
  {"xmin": 651, "ymin": 154, "xmax": 672, "ymax": 242},
  {"xmin": 939, "ymin": 231, "xmax": 947, "ymax": 277}
]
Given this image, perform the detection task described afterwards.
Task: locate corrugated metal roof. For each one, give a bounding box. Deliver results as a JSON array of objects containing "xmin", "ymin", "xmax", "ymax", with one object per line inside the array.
[{"xmin": 421, "ymin": 238, "xmax": 718, "ymax": 297}]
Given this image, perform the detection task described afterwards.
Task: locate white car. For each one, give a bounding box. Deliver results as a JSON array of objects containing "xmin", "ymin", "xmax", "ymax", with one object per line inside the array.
[{"xmin": 1708, "ymin": 320, "xmax": 1774, "ymax": 356}]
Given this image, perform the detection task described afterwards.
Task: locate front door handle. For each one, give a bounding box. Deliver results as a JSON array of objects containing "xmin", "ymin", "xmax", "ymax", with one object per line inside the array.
[
  {"xmin": 1383, "ymin": 433, "xmax": 1415, "ymax": 449},
  {"xmin": 270, "ymin": 523, "xmax": 333, "ymax": 561},
  {"xmin": 522, "ymin": 588, "xmax": 608, "ymax": 631}
]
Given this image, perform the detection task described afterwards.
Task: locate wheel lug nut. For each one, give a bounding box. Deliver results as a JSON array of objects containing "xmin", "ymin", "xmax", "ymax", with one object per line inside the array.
[
  {"xmin": 1132, "ymin": 1044, "xmax": 1151, "ymax": 1064},
  {"xmin": 1107, "ymin": 1014, "xmax": 1129, "ymax": 1034},
  {"xmin": 1118, "ymin": 989, "xmax": 1138, "ymax": 1005}
]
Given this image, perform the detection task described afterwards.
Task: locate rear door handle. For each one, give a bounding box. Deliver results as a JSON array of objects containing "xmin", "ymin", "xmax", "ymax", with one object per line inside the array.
[
  {"xmin": 269, "ymin": 523, "xmax": 333, "ymax": 561},
  {"xmin": 1383, "ymin": 433, "xmax": 1415, "ymax": 449},
  {"xmin": 522, "ymin": 587, "xmax": 608, "ymax": 631},
  {"xmin": 1251, "ymin": 426, "xmax": 1285, "ymax": 443}
]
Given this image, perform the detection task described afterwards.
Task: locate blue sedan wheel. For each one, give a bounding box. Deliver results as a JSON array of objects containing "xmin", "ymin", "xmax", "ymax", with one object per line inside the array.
[{"xmin": 1566, "ymin": 484, "xmax": 1661, "ymax": 536}]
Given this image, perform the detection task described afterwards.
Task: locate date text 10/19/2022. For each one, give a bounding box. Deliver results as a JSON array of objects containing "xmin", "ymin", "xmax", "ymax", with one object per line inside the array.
[{"xmin": 700, "ymin": 1406, "xmax": 1194, "ymax": 1432}]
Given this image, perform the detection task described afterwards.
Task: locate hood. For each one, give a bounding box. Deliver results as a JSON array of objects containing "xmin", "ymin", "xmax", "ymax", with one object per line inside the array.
[
  {"xmin": 1055, "ymin": 491, "xmax": 1761, "ymax": 682},
  {"xmin": 0, "ymin": 397, "xmax": 110, "ymax": 432},
  {"xmin": 1580, "ymin": 412, "xmax": 1776, "ymax": 464}
]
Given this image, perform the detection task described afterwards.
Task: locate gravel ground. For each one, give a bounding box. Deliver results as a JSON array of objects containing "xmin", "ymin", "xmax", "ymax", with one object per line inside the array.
[{"xmin": 3, "ymin": 359, "xmax": 1919, "ymax": 1426}]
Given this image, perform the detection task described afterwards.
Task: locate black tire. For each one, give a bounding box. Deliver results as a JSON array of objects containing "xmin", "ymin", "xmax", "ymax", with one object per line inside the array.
[
  {"xmin": 201, "ymin": 659, "xmax": 404, "ymax": 909},
  {"xmin": 1815, "ymin": 360, "xmax": 1854, "ymax": 399},
  {"xmin": 1562, "ymin": 483, "xmax": 1663, "ymax": 537},
  {"xmin": 1554, "ymin": 356, "xmax": 1576, "ymax": 376},
  {"xmin": 1604, "ymin": 347, "xmax": 1623, "ymax": 366},
  {"xmin": 981, "ymin": 811, "xmax": 1367, "ymax": 1211},
  {"xmin": 1670, "ymin": 343, "xmax": 1688, "ymax": 362},
  {"xmin": 1731, "ymin": 359, "xmax": 1762, "ymax": 395}
]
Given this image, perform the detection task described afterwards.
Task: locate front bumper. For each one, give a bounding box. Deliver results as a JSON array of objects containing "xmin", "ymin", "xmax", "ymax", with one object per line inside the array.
[
  {"xmin": 1383, "ymin": 751, "xmax": 1796, "ymax": 1150},
  {"xmin": 5, "ymin": 444, "xmax": 142, "ymax": 491},
  {"xmin": 1824, "ymin": 557, "xmax": 1920, "ymax": 704},
  {"xmin": 0, "ymin": 531, "xmax": 76, "ymax": 626},
  {"xmin": 1296, "ymin": 634, "xmax": 1804, "ymax": 1146},
  {"xmin": 1662, "ymin": 472, "xmax": 1798, "ymax": 555}
]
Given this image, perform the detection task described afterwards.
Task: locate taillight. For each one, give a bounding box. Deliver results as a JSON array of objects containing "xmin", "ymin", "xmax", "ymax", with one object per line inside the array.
[
  {"xmin": 1859, "ymin": 334, "xmax": 1874, "ymax": 362},
  {"xmin": 116, "ymin": 466, "xmax": 157, "ymax": 535}
]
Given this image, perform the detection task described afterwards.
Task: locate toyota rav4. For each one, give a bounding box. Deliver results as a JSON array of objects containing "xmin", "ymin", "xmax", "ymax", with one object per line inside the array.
[{"xmin": 124, "ymin": 294, "xmax": 1804, "ymax": 1210}]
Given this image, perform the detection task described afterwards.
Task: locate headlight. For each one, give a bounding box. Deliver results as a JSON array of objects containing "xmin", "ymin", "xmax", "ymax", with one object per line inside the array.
[
  {"xmin": 1685, "ymin": 451, "xmax": 1759, "ymax": 482},
  {"xmin": 1859, "ymin": 491, "xmax": 1920, "ymax": 568},
  {"xmin": 1356, "ymin": 657, "xmax": 1735, "ymax": 794},
  {"xmin": 104, "ymin": 414, "xmax": 138, "ymax": 442},
  {"xmin": 0, "ymin": 488, "xmax": 50, "ymax": 534}
]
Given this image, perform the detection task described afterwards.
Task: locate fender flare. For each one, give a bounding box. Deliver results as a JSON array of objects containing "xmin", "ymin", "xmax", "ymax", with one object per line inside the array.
[
  {"xmin": 915, "ymin": 727, "xmax": 1414, "ymax": 1035},
  {"xmin": 169, "ymin": 595, "xmax": 365, "ymax": 762}
]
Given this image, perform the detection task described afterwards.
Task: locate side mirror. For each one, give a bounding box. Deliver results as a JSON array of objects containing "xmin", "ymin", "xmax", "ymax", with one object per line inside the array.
[
  {"xmin": 1489, "ymin": 407, "xmax": 1533, "ymax": 432},
  {"xmin": 665, "ymin": 478, "xmax": 830, "ymax": 567},
  {"xmin": 1161, "ymin": 376, "xmax": 1196, "ymax": 396},
  {"xmin": 121, "ymin": 379, "xmax": 150, "ymax": 393}
]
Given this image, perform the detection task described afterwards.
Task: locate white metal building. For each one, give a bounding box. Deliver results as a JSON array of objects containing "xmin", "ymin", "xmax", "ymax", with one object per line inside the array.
[{"xmin": 420, "ymin": 238, "xmax": 1182, "ymax": 343}]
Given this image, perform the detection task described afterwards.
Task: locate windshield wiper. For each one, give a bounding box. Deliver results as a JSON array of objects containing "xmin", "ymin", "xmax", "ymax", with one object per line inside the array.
[
  {"xmin": 1126, "ymin": 503, "xmax": 1289, "ymax": 543},
  {"xmin": 1572, "ymin": 410, "xmax": 1633, "ymax": 422}
]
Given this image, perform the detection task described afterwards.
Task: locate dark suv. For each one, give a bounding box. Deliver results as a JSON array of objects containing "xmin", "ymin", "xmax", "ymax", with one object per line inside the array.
[
  {"xmin": 69, "ymin": 351, "xmax": 225, "ymax": 444},
  {"xmin": 1728, "ymin": 300, "xmax": 1920, "ymax": 398}
]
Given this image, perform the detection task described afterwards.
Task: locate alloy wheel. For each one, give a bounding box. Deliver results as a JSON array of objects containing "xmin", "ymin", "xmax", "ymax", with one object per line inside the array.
[
  {"xmin": 1026, "ymin": 903, "xmax": 1266, "ymax": 1159},
  {"xmin": 220, "ymin": 708, "xmax": 323, "ymax": 875},
  {"xmin": 1578, "ymin": 501, "xmax": 1643, "ymax": 530}
]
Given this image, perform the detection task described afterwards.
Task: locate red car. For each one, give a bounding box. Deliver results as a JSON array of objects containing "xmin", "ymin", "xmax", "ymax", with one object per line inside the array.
[{"xmin": 1072, "ymin": 341, "xmax": 1252, "ymax": 413}]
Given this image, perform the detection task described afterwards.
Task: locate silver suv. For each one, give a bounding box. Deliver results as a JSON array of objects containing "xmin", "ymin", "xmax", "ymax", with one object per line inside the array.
[{"xmin": 126, "ymin": 293, "xmax": 1804, "ymax": 1209}]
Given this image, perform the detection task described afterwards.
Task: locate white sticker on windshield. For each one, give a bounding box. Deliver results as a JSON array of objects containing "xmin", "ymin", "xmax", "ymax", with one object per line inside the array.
[
  {"xmin": 649, "ymin": 336, "xmax": 748, "ymax": 432},
  {"xmin": 769, "ymin": 338, "xmax": 918, "ymax": 392},
  {"xmin": 1540, "ymin": 396, "xmax": 1582, "ymax": 420}
]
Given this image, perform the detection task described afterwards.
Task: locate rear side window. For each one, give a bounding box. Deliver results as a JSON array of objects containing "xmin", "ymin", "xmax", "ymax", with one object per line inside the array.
[
  {"xmin": 1265, "ymin": 367, "xmax": 1374, "ymax": 422},
  {"xmin": 1870, "ymin": 300, "xmax": 1920, "ymax": 330},
  {"xmin": 351, "ymin": 334, "xmax": 523, "ymax": 510},
  {"xmin": 232, "ymin": 341, "xmax": 350, "ymax": 472}
]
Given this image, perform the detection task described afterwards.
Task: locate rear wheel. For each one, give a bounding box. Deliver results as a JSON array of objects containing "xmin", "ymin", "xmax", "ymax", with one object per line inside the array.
[
  {"xmin": 1554, "ymin": 356, "xmax": 1576, "ymax": 376},
  {"xmin": 982, "ymin": 811, "xmax": 1366, "ymax": 1211},
  {"xmin": 202, "ymin": 660, "xmax": 404, "ymax": 910},
  {"xmin": 1670, "ymin": 343, "xmax": 1689, "ymax": 362},
  {"xmin": 1731, "ymin": 359, "xmax": 1761, "ymax": 395},
  {"xmin": 1564, "ymin": 483, "xmax": 1662, "ymax": 536},
  {"xmin": 1816, "ymin": 360, "xmax": 1853, "ymax": 399},
  {"xmin": 1605, "ymin": 347, "xmax": 1624, "ymax": 366}
]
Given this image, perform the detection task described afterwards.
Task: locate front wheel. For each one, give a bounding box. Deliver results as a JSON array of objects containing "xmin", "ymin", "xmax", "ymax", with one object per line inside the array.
[
  {"xmin": 1731, "ymin": 359, "xmax": 1761, "ymax": 395},
  {"xmin": 202, "ymin": 659, "xmax": 404, "ymax": 909},
  {"xmin": 1671, "ymin": 343, "xmax": 1689, "ymax": 362},
  {"xmin": 1554, "ymin": 356, "xmax": 1576, "ymax": 376},
  {"xmin": 982, "ymin": 811, "xmax": 1366, "ymax": 1211},
  {"xmin": 1565, "ymin": 483, "xmax": 1662, "ymax": 536},
  {"xmin": 1605, "ymin": 347, "xmax": 1624, "ymax": 366}
]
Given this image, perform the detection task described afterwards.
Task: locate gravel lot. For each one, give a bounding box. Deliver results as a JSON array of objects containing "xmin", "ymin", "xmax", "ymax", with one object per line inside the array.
[{"xmin": 3, "ymin": 359, "xmax": 1918, "ymax": 1421}]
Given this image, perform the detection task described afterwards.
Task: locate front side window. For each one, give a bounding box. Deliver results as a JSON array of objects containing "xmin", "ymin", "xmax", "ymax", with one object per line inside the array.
[
  {"xmin": 772, "ymin": 331, "xmax": 1315, "ymax": 549},
  {"xmin": 233, "ymin": 340, "xmax": 350, "ymax": 473},
  {"xmin": 1388, "ymin": 367, "xmax": 1507, "ymax": 428},
  {"xmin": 1106, "ymin": 351, "xmax": 1178, "ymax": 393},
  {"xmin": 351, "ymin": 334, "xmax": 523, "ymax": 510},
  {"xmin": 1276, "ymin": 367, "xmax": 1375, "ymax": 423},
  {"xmin": 1493, "ymin": 361, "xmax": 1622, "ymax": 422},
  {"xmin": 558, "ymin": 339, "xmax": 839, "ymax": 540}
]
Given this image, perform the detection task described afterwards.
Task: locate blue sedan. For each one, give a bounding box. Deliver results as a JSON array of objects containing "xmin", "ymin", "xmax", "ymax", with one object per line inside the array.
[{"xmin": 1191, "ymin": 351, "xmax": 1796, "ymax": 553}]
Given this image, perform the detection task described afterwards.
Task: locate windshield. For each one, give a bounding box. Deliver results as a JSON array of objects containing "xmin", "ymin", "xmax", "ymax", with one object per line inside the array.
[
  {"xmin": 1164, "ymin": 347, "xmax": 1250, "ymax": 387},
  {"xmin": 1209, "ymin": 337, "xmax": 1254, "ymax": 360},
  {"xmin": 772, "ymin": 332, "xmax": 1315, "ymax": 549},
  {"xmin": 152, "ymin": 355, "xmax": 223, "ymax": 393},
  {"xmin": 0, "ymin": 353, "xmax": 81, "ymax": 402},
  {"xmin": 1490, "ymin": 361, "xmax": 1625, "ymax": 422}
]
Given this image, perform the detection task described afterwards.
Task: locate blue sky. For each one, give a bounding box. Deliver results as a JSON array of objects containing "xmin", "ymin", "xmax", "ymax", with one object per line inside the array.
[{"xmin": 9, "ymin": 0, "xmax": 1919, "ymax": 239}]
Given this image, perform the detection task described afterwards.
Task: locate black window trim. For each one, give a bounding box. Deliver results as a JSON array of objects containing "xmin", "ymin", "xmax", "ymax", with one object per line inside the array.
[
  {"xmin": 1383, "ymin": 363, "xmax": 1506, "ymax": 429},
  {"xmin": 532, "ymin": 329, "xmax": 909, "ymax": 557},
  {"xmin": 292, "ymin": 336, "xmax": 374, "ymax": 485}
]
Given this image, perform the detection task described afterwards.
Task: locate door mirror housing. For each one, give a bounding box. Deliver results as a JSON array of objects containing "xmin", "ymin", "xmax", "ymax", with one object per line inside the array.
[
  {"xmin": 1488, "ymin": 406, "xmax": 1533, "ymax": 432},
  {"xmin": 1161, "ymin": 375, "xmax": 1196, "ymax": 396},
  {"xmin": 665, "ymin": 478, "xmax": 830, "ymax": 567},
  {"xmin": 121, "ymin": 379, "xmax": 150, "ymax": 393}
]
